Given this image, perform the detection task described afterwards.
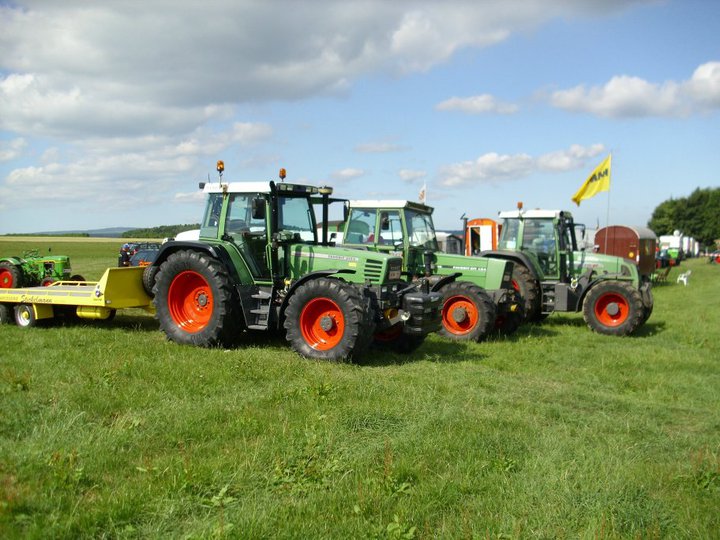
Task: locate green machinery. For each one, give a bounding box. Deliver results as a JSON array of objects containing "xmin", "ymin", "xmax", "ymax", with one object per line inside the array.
[
  {"xmin": 147, "ymin": 164, "xmax": 442, "ymax": 361},
  {"xmin": 340, "ymin": 200, "xmax": 520, "ymax": 342},
  {"xmin": 478, "ymin": 207, "xmax": 653, "ymax": 336},
  {"xmin": 0, "ymin": 250, "xmax": 84, "ymax": 288}
]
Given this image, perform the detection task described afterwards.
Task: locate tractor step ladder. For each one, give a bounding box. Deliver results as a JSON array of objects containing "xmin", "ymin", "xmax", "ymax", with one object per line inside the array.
[
  {"xmin": 541, "ymin": 283, "xmax": 556, "ymax": 314},
  {"xmin": 247, "ymin": 287, "xmax": 272, "ymax": 330}
]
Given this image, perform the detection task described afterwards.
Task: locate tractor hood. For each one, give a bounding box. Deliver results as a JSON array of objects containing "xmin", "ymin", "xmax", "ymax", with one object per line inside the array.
[
  {"xmin": 431, "ymin": 252, "xmax": 513, "ymax": 290},
  {"xmin": 572, "ymin": 250, "xmax": 640, "ymax": 284},
  {"xmin": 286, "ymin": 244, "xmax": 403, "ymax": 285}
]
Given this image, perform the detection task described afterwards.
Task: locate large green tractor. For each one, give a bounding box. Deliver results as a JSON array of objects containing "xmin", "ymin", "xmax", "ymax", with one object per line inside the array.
[
  {"xmin": 479, "ymin": 208, "xmax": 653, "ymax": 336},
  {"xmin": 339, "ymin": 200, "xmax": 521, "ymax": 342},
  {"xmin": 0, "ymin": 250, "xmax": 84, "ymax": 288},
  {"xmin": 146, "ymin": 164, "xmax": 442, "ymax": 361}
]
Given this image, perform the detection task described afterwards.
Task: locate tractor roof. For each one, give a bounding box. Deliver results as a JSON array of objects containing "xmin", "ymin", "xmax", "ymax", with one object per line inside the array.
[
  {"xmin": 202, "ymin": 181, "xmax": 323, "ymax": 195},
  {"xmin": 498, "ymin": 209, "xmax": 570, "ymax": 220},
  {"xmin": 349, "ymin": 200, "xmax": 433, "ymax": 213}
]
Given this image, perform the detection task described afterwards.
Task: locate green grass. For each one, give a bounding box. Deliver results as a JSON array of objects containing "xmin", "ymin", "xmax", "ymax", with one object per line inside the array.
[{"xmin": 1, "ymin": 240, "xmax": 719, "ymax": 538}]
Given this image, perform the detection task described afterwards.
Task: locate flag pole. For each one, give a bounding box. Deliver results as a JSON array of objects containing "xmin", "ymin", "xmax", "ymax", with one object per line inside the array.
[{"xmin": 604, "ymin": 153, "xmax": 612, "ymax": 253}]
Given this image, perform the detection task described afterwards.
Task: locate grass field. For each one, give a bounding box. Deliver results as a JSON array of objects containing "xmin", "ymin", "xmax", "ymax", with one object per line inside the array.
[{"xmin": 1, "ymin": 239, "xmax": 719, "ymax": 538}]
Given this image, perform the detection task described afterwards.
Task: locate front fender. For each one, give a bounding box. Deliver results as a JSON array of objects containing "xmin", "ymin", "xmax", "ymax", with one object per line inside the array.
[{"xmin": 279, "ymin": 269, "xmax": 356, "ymax": 321}]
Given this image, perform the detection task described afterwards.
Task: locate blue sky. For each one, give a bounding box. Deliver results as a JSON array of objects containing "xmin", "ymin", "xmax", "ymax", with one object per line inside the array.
[{"xmin": 1, "ymin": 0, "xmax": 718, "ymax": 234}]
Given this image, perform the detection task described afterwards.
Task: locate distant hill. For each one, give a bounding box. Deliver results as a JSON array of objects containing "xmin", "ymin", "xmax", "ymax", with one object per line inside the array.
[{"xmin": 3, "ymin": 225, "xmax": 199, "ymax": 239}]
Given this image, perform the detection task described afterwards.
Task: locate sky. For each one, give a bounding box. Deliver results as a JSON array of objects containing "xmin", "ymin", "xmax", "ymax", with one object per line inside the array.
[{"xmin": 1, "ymin": 0, "xmax": 719, "ymax": 234}]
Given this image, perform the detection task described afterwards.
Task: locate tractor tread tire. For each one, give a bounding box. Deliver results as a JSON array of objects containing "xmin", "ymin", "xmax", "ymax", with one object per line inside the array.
[
  {"xmin": 512, "ymin": 265, "xmax": 541, "ymax": 322},
  {"xmin": 153, "ymin": 250, "xmax": 242, "ymax": 348},
  {"xmin": 284, "ymin": 277, "xmax": 374, "ymax": 361},
  {"xmin": 582, "ymin": 280, "xmax": 645, "ymax": 336},
  {"xmin": 0, "ymin": 303, "xmax": 12, "ymax": 324},
  {"xmin": 0, "ymin": 261, "xmax": 22, "ymax": 288},
  {"xmin": 142, "ymin": 265, "xmax": 160, "ymax": 297},
  {"xmin": 437, "ymin": 281, "xmax": 496, "ymax": 342}
]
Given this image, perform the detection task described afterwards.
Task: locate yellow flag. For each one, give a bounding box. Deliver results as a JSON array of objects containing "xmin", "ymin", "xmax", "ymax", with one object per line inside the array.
[{"xmin": 572, "ymin": 155, "xmax": 611, "ymax": 206}]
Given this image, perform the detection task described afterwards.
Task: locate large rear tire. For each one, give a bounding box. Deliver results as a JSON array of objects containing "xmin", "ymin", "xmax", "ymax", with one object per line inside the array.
[
  {"xmin": 437, "ymin": 281, "xmax": 496, "ymax": 342},
  {"xmin": 0, "ymin": 262, "xmax": 22, "ymax": 288},
  {"xmin": 511, "ymin": 265, "xmax": 541, "ymax": 322},
  {"xmin": 153, "ymin": 251, "xmax": 242, "ymax": 347},
  {"xmin": 284, "ymin": 278, "xmax": 374, "ymax": 361},
  {"xmin": 582, "ymin": 281, "xmax": 644, "ymax": 336}
]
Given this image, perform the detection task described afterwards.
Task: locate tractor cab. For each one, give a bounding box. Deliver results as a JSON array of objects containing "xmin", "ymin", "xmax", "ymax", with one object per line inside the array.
[
  {"xmin": 343, "ymin": 200, "xmax": 439, "ymax": 275},
  {"xmin": 497, "ymin": 209, "xmax": 577, "ymax": 282}
]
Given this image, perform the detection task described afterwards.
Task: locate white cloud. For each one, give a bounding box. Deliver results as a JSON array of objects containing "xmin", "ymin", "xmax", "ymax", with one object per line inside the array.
[
  {"xmin": 439, "ymin": 144, "xmax": 605, "ymax": 187},
  {"xmin": 331, "ymin": 168, "xmax": 366, "ymax": 181},
  {"xmin": 398, "ymin": 169, "xmax": 427, "ymax": 182},
  {"xmin": 436, "ymin": 94, "xmax": 519, "ymax": 115},
  {"xmin": 0, "ymin": 138, "xmax": 27, "ymax": 162},
  {"xmin": 550, "ymin": 61, "xmax": 720, "ymax": 117},
  {"xmin": 0, "ymin": 1, "xmax": 651, "ymax": 139}
]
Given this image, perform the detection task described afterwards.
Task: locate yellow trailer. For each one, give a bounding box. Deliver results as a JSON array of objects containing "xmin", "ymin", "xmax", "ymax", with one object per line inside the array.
[{"xmin": 0, "ymin": 266, "xmax": 153, "ymax": 327}]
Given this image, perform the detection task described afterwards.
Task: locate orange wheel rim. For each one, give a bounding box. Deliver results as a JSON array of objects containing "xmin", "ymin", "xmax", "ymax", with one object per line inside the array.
[
  {"xmin": 442, "ymin": 295, "xmax": 479, "ymax": 335},
  {"xmin": 167, "ymin": 270, "xmax": 213, "ymax": 332},
  {"xmin": 299, "ymin": 297, "xmax": 344, "ymax": 350},
  {"xmin": 0, "ymin": 269, "xmax": 14, "ymax": 288},
  {"xmin": 594, "ymin": 292, "xmax": 629, "ymax": 327}
]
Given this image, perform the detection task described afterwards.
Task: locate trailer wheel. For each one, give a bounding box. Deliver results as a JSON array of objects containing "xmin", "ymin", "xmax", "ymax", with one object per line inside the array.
[
  {"xmin": 583, "ymin": 281, "xmax": 644, "ymax": 336},
  {"xmin": 511, "ymin": 265, "xmax": 541, "ymax": 322},
  {"xmin": 154, "ymin": 250, "xmax": 241, "ymax": 347},
  {"xmin": 437, "ymin": 281, "xmax": 496, "ymax": 342},
  {"xmin": 14, "ymin": 304, "xmax": 38, "ymax": 328},
  {"xmin": 0, "ymin": 304, "xmax": 12, "ymax": 324},
  {"xmin": 0, "ymin": 262, "xmax": 22, "ymax": 288},
  {"xmin": 284, "ymin": 278, "xmax": 374, "ymax": 361}
]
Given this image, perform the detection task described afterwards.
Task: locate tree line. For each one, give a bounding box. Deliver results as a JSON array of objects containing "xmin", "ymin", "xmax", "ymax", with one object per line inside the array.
[
  {"xmin": 121, "ymin": 224, "xmax": 199, "ymax": 239},
  {"xmin": 648, "ymin": 187, "xmax": 720, "ymax": 247}
]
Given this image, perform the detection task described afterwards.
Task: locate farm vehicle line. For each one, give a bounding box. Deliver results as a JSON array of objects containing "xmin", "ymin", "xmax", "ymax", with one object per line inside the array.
[
  {"xmin": 0, "ymin": 163, "xmax": 443, "ymax": 361},
  {"xmin": 0, "ymin": 164, "xmax": 656, "ymax": 348}
]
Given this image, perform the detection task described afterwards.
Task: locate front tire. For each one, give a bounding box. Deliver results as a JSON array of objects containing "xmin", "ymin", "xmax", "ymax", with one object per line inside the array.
[
  {"xmin": 582, "ymin": 281, "xmax": 644, "ymax": 336},
  {"xmin": 153, "ymin": 251, "xmax": 242, "ymax": 347},
  {"xmin": 0, "ymin": 304, "xmax": 12, "ymax": 324},
  {"xmin": 437, "ymin": 281, "xmax": 496, "ymax": 342},
  {"xmin": 284, "ymin": 278, "xmax": 374, "ymax": 361},
  {"xmin": 0, "ymin": 262, "xmax": 22, "ymax": 288}
]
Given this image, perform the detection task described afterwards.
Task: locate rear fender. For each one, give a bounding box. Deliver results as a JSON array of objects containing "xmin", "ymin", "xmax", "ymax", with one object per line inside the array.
[
  {"xmin": 480, "ymin": 250, "xmax": 542, "ymax": 281},
  {"xmin": 152, "ymin": 241, "xmax": 242, "ymax": 285}
]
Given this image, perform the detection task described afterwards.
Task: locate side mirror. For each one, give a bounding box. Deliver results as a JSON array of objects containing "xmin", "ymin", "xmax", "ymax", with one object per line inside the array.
[
  {"xmin": 380, "ymin": 213, "xmax": 390, "ymax": 231},
  {"xmin": 252, "ymin": 198, "xmax": 266, "ymax": 220}
]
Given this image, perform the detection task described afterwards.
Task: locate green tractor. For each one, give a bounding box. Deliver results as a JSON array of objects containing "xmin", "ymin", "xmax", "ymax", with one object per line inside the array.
[
  {"xmin": 478, "ymin": 207, "xmax": 653, "ymax": 336},
  {"xmin": 146, "ymin": 163, "xmax": 442, "ymax": 361},
  {"xmin": 0, "ymin": 250, "xmax": 84, "ymax": 288},
  {"xmin": 339, "ymin": 200, "xmax": 521, "ymax": 342}
]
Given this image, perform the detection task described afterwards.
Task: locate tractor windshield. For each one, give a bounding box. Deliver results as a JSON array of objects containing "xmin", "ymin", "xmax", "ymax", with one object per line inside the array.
[
  {"xmin": 278, "ymin": 196, "xmax": 317, "ymax": 243},
  {"xmin": 406, "ymin": 210, "xmax": 438, "ymax": 250}
]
